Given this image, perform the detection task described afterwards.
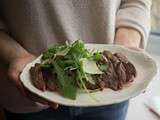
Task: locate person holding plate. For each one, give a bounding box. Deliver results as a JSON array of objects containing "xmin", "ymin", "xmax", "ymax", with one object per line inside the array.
[{"xmin": 0, "ymin": 0, "xmax": 151, "ymax": 120}]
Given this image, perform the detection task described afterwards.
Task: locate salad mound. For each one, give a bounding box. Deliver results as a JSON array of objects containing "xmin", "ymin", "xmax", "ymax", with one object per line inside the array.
[{"xmin": 30, "ymin": 40, "xmax": 137, "ymax": 100}]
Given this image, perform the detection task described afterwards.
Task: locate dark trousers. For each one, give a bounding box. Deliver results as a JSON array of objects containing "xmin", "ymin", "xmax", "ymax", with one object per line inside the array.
[{"xmin": 5, "ymin": 100, "xmax": 129, "ymax": 120}]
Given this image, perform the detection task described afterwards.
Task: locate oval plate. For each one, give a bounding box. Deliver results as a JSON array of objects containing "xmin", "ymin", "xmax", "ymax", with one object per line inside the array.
[{"xmin": 20, "ymin": 44, "xmax": 158, "ymax": 107}]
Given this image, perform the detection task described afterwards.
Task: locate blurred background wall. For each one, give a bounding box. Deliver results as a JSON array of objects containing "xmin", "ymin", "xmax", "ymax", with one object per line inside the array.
[{"xmin": 151, "ymin": 0, "xmax": 160, "ymax": 33}]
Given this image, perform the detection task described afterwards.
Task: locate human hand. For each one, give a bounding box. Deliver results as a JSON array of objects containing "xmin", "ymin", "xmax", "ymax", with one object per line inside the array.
[
  {"xmin": 8, "ymin": 52, "xmax": 58, "ymax": 109},
  {"xmin": 114, "ymin": 27, "xmax": 143, "ymax": 51}
]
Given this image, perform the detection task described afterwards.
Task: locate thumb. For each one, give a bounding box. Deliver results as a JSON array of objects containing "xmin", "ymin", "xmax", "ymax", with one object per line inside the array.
[{"xmin": 8, "ymin": 68, "xmax": 27, "ymax": 96}]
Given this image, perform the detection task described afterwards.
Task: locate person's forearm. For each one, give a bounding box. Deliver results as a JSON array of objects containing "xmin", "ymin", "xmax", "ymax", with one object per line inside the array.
[
  {"xmin": 0, "ymin": 31, "xmax": 30, "ymax": 63},
  {"xmin": 115, "ymin": 27, "xmax": 141, "ymax": 48}
]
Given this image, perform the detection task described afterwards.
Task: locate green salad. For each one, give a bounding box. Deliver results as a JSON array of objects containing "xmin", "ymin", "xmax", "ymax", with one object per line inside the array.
[{"xmin": 41, "ymin": 40, "xmax": 106, "ymax": 99}]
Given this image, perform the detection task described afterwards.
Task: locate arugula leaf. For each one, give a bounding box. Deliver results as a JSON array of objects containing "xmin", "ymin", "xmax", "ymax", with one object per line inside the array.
[
  {"xmin": 52, "ymin": 60, "xmax": 77, "ymax": 99},
  {"xmin": 93, "ymin": 52, "xmax": 103, "ymax": 61},
  {"xmin": 62, "ymin": 85, "xmax": 77, "ymax": 100},
  {"xmin": 97, "ymin": 64, "xmax": 107, "ymax": 72},
  {"xmin": 41, "ymin": 47, "xmax": 57, "ymax": 60},
  {"xmin": 68, "ymin": 40, "xmax": 92, "ymax": 59},
  {"xmin": 42, "ymin": 42, "xmax": 71, "ymax": 60}
]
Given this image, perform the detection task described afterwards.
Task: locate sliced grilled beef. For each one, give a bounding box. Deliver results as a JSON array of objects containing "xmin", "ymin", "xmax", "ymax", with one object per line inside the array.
[
  {"xmin": 30, "ymin": 63, "xmax": 46, "ymax": 91},
  {"xmin": 85, "ymin": 81, "xmax": 99, "ymax": 90},
  {"xmin": 97, "ymin": 51, "xmax": 137, "ymax": 91},
  {"xmin": 123, "ymin": 61, "xmax": 137, "ymax": 82},
  {"xmin": 42, "ymin": 70, "xmax": 57, "ymax": 91},
  {"xmin": 116, "ymin": 62, "xmax": 127, "ymax": 83},
  {"xmin": 114, "ymin": 53, "xmax": 128, "ymax": 63},
  {"xmin": 103, "ymin": 50, "xmax": 113, "ymax": 58}
]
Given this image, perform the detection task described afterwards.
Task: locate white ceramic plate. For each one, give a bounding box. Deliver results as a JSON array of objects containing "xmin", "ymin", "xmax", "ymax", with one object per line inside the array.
[{"xmin": 20, "ymin": 44, "xmax": 158, "ymax": 107}]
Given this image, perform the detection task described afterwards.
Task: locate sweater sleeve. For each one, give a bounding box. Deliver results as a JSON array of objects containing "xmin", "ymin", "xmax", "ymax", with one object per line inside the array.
[{"xmin": 116, "ymin": 0, "xmax": 152, "ymax": 48}]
